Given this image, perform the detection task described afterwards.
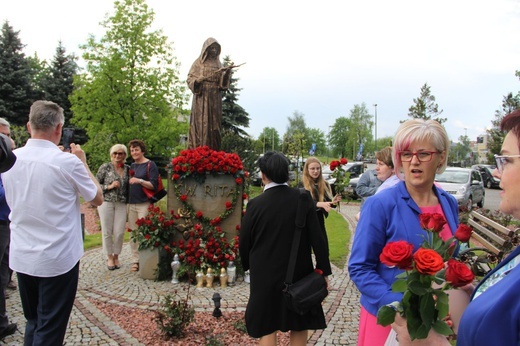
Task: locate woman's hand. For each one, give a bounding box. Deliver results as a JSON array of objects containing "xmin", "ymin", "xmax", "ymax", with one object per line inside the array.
[
  {"xmin": 129, "ymin": 177, "xmax": 141, "ymax": 185},
  {"xmin": 392, "ymin": 314, "xmax": 450, "ymax": 346},
  {"xmin": 317, "ymin": 201, "xmax": 333, "ymax": 212},
  {"xmin": 110, "ymin": 180, "xmax": 120, "ymax": 189}
]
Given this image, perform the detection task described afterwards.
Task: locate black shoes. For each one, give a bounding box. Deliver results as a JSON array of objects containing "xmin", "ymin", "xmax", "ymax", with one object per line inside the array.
[{"xmin": 0, "ymin": 323, "xmax": 17, "ymax": 339}]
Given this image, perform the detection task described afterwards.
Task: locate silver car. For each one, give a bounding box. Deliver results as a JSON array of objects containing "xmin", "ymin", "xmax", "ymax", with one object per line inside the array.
[{"xmin": 434, "ymin": 167, "xmax": 485, "ymax": 211}]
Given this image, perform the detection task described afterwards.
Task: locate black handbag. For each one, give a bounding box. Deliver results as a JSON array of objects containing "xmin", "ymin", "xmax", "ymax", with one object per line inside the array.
[{"xmin": 282, "ymin": 189, "xmax": 328, "ymax": 315}]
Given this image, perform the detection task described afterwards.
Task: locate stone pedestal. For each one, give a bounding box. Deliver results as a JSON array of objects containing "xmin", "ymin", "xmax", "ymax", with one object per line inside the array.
[
  {"xmin": 168, "ymin": 173, "xmax": 243, "ymax": 242},
  {"xmin": 139, "ymin": 247, "xmax": 159, "ymax": 280}
]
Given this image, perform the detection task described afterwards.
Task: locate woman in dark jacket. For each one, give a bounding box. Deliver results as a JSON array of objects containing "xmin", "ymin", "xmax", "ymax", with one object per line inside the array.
[{"xmin": 239, "ymin": 151, "xmax": 332, "ymax": 345}]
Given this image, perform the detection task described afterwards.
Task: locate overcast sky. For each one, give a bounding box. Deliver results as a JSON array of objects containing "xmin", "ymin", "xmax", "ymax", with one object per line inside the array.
[{"xmin": 3, "ymin": 0, "xmax": 520, "ymax": 147}]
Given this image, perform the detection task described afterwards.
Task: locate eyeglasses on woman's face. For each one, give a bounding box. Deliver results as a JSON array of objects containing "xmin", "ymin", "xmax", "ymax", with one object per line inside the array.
[
  {"xmin": 399, "ymin": 151, "xmax": 439, "ymax": 163},
  {"xmin": 494, "ymin": 154, "xmax": 520, "ymax": 174},
  {"xmin": 112, "ymin": 152, "xmax": 125, "ymax": 156}
]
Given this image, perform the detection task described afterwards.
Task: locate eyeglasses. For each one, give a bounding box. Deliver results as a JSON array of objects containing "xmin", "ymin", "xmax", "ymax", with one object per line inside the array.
[
  {"xmin": 399, "ymin": 151, "xmax": 439, "ymax": 162},
  {"xmin": 494, "ymin": 154, "xmax": 520, "ymax": 174},
  {"xmin": 112, "ymin": 152, "xmax": 125, "ymax": 156}
]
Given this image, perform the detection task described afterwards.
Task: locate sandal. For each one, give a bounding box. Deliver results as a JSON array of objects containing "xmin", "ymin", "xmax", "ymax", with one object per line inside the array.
[
  {"xmin": 114, "ymin": 258, "xmax": 121, "ymax": 269},
  {"xmin": 131, "ymin": 263, "xmax": 139, "ymax": 272},
  {"xmin": 107, "ymin": 258, "xmax": 116, "ymax": 271}
]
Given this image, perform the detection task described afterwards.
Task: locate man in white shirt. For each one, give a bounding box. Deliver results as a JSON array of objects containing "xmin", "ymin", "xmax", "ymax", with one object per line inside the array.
[{"xmin": 2, "ymin": 100, "xmax": 103, "ymax": 345}]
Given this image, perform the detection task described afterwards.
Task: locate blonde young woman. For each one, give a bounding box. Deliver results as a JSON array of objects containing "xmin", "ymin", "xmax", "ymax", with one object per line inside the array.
[
  {"xmin": 96, "ymin": 144, "xmax": 130, "ymax": 270},
  {"xmin": 301, "ymin": 157, "xmax": 341, "ymax": 234}
]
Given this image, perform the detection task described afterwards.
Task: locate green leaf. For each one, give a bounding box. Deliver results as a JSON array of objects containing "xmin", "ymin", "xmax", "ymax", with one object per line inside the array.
[
  {"xmin": 432, "ymin": 319, "xmax": 454, "ymax": 336},
  {"xmin": 412, "ymin": 324, "xmax": 431, "ymax": 340},
  {"xmin": 419, "ymin": 294, "xmax": 435, "ymax": 327},
  {"xmin": 376, "ymin": 305, "xmax": 397, "ymax": 326},
  {"xmin": 395, "ymin": 271, "xmax": 408, "ymax": 279},
  {"xmin": 408, "ymin": 280, "xmax": 430, "ymax": 295},
  {"xmin": 434, "ymin": 291, "xmax": 449, "ymax": 319},
  {"xmin": 391, "ymin": 278, "xmax": 408, "ymax": 292}
]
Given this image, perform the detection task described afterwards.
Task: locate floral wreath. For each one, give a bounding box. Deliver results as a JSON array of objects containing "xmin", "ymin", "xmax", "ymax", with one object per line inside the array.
[
  {"xmin": 169, "ymin": 146, "xmax": 247, "ymax": 276},
  {"xmin": 171, "ymin": 146, "xmax": 247, "ymax": 225}
]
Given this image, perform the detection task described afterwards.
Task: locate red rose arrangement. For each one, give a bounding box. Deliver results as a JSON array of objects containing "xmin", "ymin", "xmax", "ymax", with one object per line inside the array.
[
  {"xmin": 171, "ymin": 226, "xmax": 239, "ymax": 276},
  {"xmin": 130, "ymin": 205, "xmax": 177, "ymax": 250},
  {"xmin": 377, "ymin": 213, "xmax": 475, "ymax": 340},
  {"xmin": 171, "ymin": 146, "xmax": 245, "ymax": 225},
  {"xmin": 168, "ymin": 146, "xmax": 246, "ymax": 275}
]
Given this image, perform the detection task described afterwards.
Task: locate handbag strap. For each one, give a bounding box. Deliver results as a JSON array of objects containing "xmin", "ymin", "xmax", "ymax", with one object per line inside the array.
[
  {"xmin": 285, "ymin": 188, "xmax": 308, "ymax": 285},
  {"xmin": 146, "ymin": 161, "xmax": 151, "ymax": 180}
]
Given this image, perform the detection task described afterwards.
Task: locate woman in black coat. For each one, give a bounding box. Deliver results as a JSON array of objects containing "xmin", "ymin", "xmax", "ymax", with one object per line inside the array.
[{"xmin": 239, "ymin": 151, "xmax": 332, "ymax": 345}]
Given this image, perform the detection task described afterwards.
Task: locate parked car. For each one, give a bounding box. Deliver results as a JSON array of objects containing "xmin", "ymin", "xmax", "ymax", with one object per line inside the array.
[
  {"xmin": 250, "ymin": 168, "xmax": 262, "ymax": 186},
  {"xmin": 471, "ymin": 164, "xmax": 500, "ymax": 189},
  {"xmin": 434, "ymin": 167, "xmax": 485, "ymax": 211},
  {"xmin": 345, "ymin": 177, "xmax": 360, "ymax": 199}
]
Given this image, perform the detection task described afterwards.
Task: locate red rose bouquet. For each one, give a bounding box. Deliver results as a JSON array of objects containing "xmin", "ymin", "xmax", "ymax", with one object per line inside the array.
[
  {"xmin": 329, "ymin": 158, "xmax": 349, "ymax": 198},
  {"xmin": 131, "ymin": 205, "xmax": 177, "ymax": 250},
  {"xmin": 377, "ymin": 213, "xmax": 475, "ymax": 340}
]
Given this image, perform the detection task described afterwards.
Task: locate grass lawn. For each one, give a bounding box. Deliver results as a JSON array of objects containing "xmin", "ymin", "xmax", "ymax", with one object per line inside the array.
[{"xmin": 325, "ymin": 209, "xmax": 350, "ymax": 269}]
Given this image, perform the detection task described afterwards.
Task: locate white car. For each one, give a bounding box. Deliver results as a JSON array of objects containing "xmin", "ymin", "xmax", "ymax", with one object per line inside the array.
[{"xmin": 435, "ymin": 167, "xmax": 485, "ymax": 211}]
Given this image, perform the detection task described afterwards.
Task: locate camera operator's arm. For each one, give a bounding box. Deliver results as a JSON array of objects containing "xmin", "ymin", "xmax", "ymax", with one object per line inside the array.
[{"xmin": 70, "ymin": 143, "xmax": 103, "ymax": 206}]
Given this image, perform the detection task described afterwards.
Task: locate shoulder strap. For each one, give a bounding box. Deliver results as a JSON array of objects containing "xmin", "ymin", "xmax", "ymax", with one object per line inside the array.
[{"xmin": 285, "ymin": 188, "xmax": 308, "ymax": 285}]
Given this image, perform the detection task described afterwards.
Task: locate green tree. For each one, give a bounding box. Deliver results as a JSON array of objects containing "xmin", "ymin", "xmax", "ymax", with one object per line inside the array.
[
  {"xmin": 406, "ymin": 83, "xmax": 446, "ymax": 124},
  {"xmin": 306, "ymin": 128, "xmax": 327, "ymax": 157},
  {"xmin": 257, "ymin": 127, "xmax": 280, "ymax": 153},
  {"xmin": 486, "ymin": 92, "xmax": 520, "ymax": 163},
  {"xmin": 283, "ymin": 111, "xmax": 307, "ymax": 155},
  {"xmin": 40, "ymin": 41, "xmax": 78, "ymax": 125},
  {"xmin": 221, "ymin": 132, "xmax": 257, "ymax": 173},
  {"xmin": 450, "ymin": 135, "xmax": 471, "ymax": 166},
  {"xmin": 221, "ymin": 55, "xmax": 250, "ymax": 137},
  {"xmin": 329, "ymin": 117, "xmax": 350, "ymax": 158},
  {"xmin": 0, "ymin": 21, "xmax": 36, "ymax": 126},
  {"xmin": 345, "ymin": 103, "xmax": 373, "ymax": 159},
  {"xmin": 70, "ymin": 0, "xmax": 187, "ymax": 169}
]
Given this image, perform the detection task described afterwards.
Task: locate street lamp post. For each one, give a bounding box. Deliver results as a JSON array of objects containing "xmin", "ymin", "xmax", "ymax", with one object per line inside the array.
[{"xmin": 374, "ymin": 104, "xmax": 378, "ymax": 152}]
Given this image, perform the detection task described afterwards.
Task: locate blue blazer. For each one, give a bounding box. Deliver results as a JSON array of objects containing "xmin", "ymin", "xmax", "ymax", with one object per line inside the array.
[
  {"xmin": 348, "ymin": 181, "xmax": 459, "ymax": 316},
  {"xmin": 457, "ymin": 245, "xmax": 520, "ymax": 345}
]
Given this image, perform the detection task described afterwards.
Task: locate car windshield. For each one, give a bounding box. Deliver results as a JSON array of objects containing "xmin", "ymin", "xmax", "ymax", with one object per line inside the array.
[{"xmin": 435, "ymin": 171, "xmax": 469, "ymax": 184}]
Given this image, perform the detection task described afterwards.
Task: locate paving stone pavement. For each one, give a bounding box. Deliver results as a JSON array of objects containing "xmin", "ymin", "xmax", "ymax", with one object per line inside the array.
[{"xmin": 3, "ymin": 202, "xmax": 361, "ymax": 345}]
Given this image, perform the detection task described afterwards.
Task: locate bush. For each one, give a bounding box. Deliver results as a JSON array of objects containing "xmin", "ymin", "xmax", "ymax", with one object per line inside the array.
[{"xmin": 155, "ymin": 285, "xmax": 195, "ymax": 338}]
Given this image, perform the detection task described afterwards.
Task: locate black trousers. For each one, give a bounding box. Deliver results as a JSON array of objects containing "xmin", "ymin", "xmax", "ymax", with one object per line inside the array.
[
  {"xmin": 0, "ymin": 223, "xmax": 10, "ymax": 332},
  {"xmin": 17, "ymin": 261, "xmax": 79, "ymax": 346}
]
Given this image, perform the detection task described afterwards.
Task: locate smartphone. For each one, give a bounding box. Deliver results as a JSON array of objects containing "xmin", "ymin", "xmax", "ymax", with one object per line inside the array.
[{"xmin": 62, "ymin": 128, "xmax": 75, "ymax": 151}]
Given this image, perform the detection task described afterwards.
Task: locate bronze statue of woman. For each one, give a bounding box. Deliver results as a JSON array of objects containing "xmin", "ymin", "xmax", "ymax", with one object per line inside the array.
[{"xmin": 187, "ymin": 38, "xmax": 232, "ymax": 150}]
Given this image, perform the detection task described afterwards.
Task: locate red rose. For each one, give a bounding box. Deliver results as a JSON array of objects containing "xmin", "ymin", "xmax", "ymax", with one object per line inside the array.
[
  {"xmin": 172, "ymin": 174, "xmax": 180, "ymax": 180},
  {"xmin": 340, "ymin": 158, "xmax": 348, "ymax": 165},
  {"xmin": 329, "ymin": 161, "xmax": 339, "ymax": 171},
  {"xmin": 196, "ymin": 211, "xmax": 203, "ymax": 219},
  {"xmin": 419, "ymin": 213, "xmax": 446, "ymax": 233},
  {"xmin": 225, "ymin": 201, "xmax": 233, "ymax": 210},
  {"xmin": 144, "ymin": 234, "xmax": 151, "ymax": 240},
  {"xmin": 180, "ymin": 194, "xmax": 188, "ymax": 202},
  {"xmin": 413, "ymin": 248, "xmax": 444, "ymax": 275},
  {"xmin": 445, "ymin": 259, "xmax": 475, "ymax": 287},
  {"xmin": 455, "ymin": 224, "xmax": 472, "ymax": 242},
  {"xmin": 129, "ymin": 169, "xmax": 135, "ymax": 177},
  {"xmin": 235, "ymin": 177, "xmax": 243, "ymax": 185},
  {"xmin": 379, "ymin": 241, "xmax": 414, "ymax": 269}
]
